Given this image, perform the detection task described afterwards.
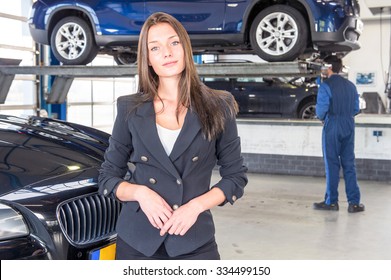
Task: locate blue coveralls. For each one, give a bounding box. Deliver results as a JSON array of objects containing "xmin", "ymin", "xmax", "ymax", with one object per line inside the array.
[{"xmin": 316, "ymin": 74, "xmax": 361, "ymax": 205}]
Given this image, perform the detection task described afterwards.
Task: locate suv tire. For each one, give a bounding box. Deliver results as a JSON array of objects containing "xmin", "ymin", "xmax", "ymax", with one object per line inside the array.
[
  {"xmin": 250, "ymin": 5, "xmax": 308, "ymax": 62},
  {"xmin": 50, "ymin": 16, "xmax": 99, "ymax": 65}
]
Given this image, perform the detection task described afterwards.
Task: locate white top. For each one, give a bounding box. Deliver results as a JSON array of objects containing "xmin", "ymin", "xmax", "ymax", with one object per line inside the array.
[{"xmin": 156, "ymin": 123, "xmax": 181, "ymax": 156}]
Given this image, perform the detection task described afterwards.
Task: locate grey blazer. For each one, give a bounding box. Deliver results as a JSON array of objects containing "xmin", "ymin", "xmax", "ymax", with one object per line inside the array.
[{"xmin": 98, "ymin": 94, "xmax": 247, "ymax": 257}]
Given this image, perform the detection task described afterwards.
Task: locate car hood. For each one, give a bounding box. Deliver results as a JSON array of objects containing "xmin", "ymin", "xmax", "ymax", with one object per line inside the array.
[
  {"xmin": 0, "ymin": 115, "xmax": 109, "ymax": 196},
  {"xmin": 0, "ymin": 167, "xmax": 99, "ymax": 205}
]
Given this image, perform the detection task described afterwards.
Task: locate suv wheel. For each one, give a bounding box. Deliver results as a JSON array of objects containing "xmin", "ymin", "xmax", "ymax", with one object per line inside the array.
[
  {"xmin": 250, "ymin": 5, "xmax": 308, "ymax": 62},
  {"xmin": 298, "ymin": 100, "xmax": 317, "ymax": 119},
  {"xmin": 113, "ymin": 52, "xmax": 137, "ymax": 65},
  {"xmin": 50, "ymin": 16, "xmax": 99, "ymax": 65}
]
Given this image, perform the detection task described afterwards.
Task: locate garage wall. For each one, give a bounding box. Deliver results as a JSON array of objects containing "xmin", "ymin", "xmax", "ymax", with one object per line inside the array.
[
  {"xmin": 345, "ymin": 1, "xmax": 391, "ymax": 111},
  {"xmin": 238, "ymin": 118, "xmax": 391, "ymax": 181}
]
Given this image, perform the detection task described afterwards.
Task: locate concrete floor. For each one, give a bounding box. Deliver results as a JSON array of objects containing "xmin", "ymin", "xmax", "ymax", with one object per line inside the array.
[{"xmin": 211, "ymin": 171, "xmax": 391, "ymax": 260}]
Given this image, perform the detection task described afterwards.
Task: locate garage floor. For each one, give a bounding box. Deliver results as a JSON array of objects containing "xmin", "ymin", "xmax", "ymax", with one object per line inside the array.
[{"xmin": 212, "ymin": 171, "xmax": 391, "ymax": 260}]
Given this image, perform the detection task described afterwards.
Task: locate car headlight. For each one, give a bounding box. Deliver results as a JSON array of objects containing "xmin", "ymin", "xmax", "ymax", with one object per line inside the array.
[{"xmin": 0, "ymin": 203, "xmax": 29, "ymax": 241}]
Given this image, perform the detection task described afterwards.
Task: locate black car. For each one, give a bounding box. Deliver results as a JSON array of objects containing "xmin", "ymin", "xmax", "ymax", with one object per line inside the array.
[
  {"xmin": 203, "ymin": 76, "xmax": 318, "ymax": 119},
  {"xmin": 0, "ymin": 115, "xmax": 121, "ymax": 260}
]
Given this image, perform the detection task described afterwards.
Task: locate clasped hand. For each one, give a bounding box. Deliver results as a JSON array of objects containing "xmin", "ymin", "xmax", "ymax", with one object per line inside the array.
[{"xmin": 137, "ymin": 187, "xmax": 202, "ymax": 236}]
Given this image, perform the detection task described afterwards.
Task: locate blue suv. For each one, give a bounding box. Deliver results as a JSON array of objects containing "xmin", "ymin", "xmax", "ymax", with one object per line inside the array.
[{"xmin": 28, "ymin": 0, "xmax": 362, "ymax": 65}]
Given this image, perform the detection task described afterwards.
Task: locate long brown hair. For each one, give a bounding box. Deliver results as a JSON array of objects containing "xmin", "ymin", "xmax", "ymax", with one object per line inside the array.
[{"xmin": 136, "ymin": 12, "xmax": 238, "ymax": 141}]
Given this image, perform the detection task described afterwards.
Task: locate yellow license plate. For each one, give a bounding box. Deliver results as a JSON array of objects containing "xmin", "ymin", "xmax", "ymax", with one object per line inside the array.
[{"xmin": 90, "ymin": 243, "xmax": 116, "ymax": 260}]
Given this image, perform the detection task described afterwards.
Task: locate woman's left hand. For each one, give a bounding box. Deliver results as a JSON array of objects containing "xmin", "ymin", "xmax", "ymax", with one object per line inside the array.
[{"xmin": 159, "ymin": 200, "xmax": 203, "ymax": 236}]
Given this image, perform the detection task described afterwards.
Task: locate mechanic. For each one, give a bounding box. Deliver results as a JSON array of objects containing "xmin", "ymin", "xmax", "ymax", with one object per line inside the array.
[{"xmin": 313, "ymin": 55, "xmax": 365, "ymax": 213}]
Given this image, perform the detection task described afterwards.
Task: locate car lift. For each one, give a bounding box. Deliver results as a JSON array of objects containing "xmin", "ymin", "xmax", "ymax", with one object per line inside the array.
[{"xmin": 0, "ymin": 60, "xmax": 321, "ymax": 105}]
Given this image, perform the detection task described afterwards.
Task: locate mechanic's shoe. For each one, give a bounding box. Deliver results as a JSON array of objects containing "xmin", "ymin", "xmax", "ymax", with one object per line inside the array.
[
  {"xmin": 313, "ymin": 201, "xmax": 339, "ymax": 211},
  {"xmin": 348, "ymin": 203, "xmax": 365, "ymax": 213}
]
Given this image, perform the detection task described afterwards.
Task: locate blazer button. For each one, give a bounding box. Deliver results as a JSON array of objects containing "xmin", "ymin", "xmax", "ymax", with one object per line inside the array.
[
  {"xmin": 149, "ymin": 178, "xmax": 157, "ymax": 184},
  {"xmin": 141, "ymin": 156, "xmax": 148, "ymax": 162},
  {"xmin": 232, "ymin": 195, "xmax": 237, "ymax": 202},
  {"xmin": 172, "ymin": 204, "xmax": 179, "ymax": 210},
  {"xmin": 176, "ymin": 179, "xmax": 182, "ymax": 185},
  {"xmin": 191, "ymin": 156, "xmax": 199, "ymax": 162}
]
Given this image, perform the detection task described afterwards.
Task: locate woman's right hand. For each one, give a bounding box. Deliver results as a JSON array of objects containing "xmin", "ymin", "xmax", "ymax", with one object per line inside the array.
[
  {"xmin": 134, "ymin": 186, "xmax": 173, "ymax": 230},
  {"xmin": 116, "ymin": 182, "xmax": 173, "ymax": 229}
]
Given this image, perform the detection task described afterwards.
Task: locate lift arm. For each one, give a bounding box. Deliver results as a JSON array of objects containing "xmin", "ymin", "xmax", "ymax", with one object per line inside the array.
[{"xmin": 0, "ymin": 61, "xmax": 320, "ymax": 104}]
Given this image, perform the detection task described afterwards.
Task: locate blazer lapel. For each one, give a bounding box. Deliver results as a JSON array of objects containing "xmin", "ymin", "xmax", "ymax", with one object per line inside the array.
[
  {"xmin": 169, "ymin": 108, "xmax": 202, "ymax": 162},
  {"xmin": 133, "ymin": 102, "xmax": 181, "ymax": 178}
]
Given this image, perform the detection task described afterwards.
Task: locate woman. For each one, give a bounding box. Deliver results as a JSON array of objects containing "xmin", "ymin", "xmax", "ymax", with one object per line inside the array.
[{"xmin": 98, "ymin": 12, "xmax": 247, "ymax": 260}]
